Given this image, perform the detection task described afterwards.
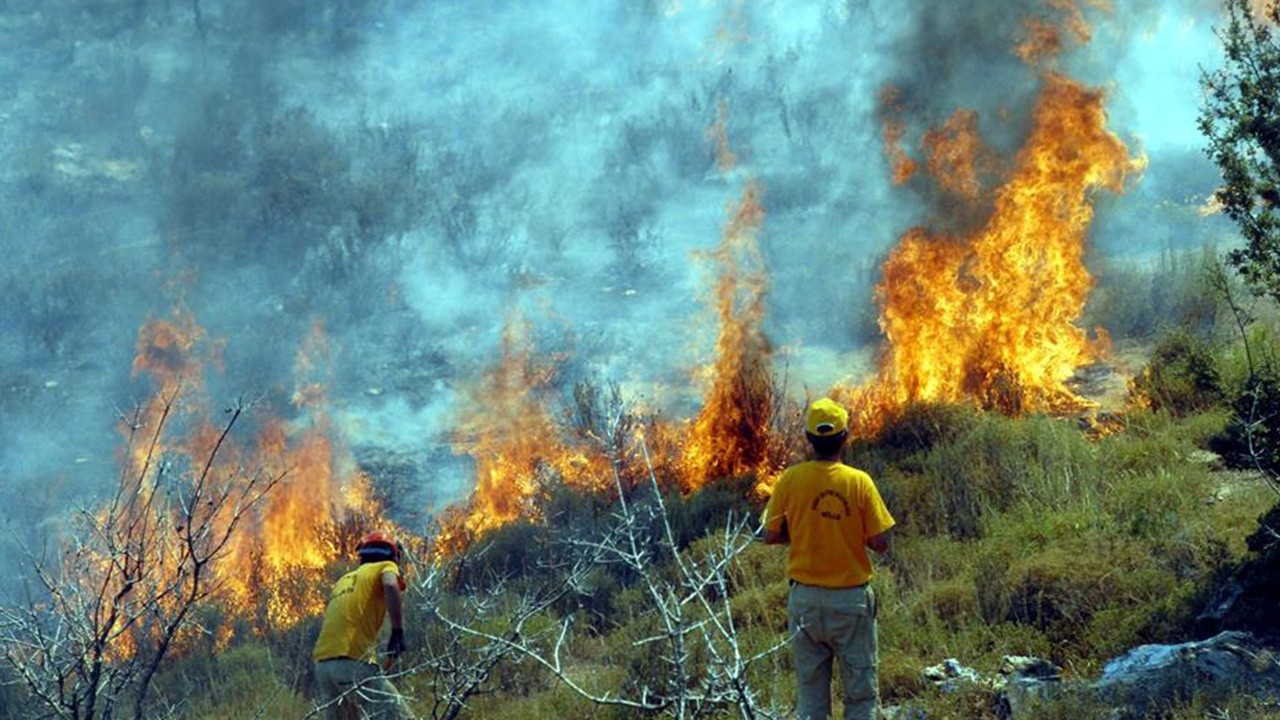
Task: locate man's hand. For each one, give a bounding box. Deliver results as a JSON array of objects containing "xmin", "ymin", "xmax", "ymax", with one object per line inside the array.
[
  {"xmin": 386, "ymin": 627, "xmax": 406, "ymax": 658},
  {"xmin": 762, "ymin": 519, "xmax": 790, "ymax": 545},
  {"xmin": 866, "ymin": 530, "xmax": 891, "ymax": 554}
]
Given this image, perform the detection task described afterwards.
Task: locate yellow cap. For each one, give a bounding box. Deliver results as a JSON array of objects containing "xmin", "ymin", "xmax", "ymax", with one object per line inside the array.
[{"xmin": 805, "ymin": 398, "xmax": 849, "ymax": 436}]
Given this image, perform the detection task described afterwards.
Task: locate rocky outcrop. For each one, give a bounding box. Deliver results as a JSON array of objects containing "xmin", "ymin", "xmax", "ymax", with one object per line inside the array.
[
  {"xmin": 1095, "ymin": 631, "xmax": 1280, "ymax": 718},
  {"xmin": 898, "ymin": 632, "xmax": 1280, "ymax": 719}
]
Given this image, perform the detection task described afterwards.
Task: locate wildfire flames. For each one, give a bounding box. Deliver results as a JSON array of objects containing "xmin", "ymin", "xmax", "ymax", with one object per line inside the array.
[
  {"xmin": 83, "ymin": 309, "xmax": 386, "ymax": 659},
  {"xmin": 676, "ymin": 182, "xmax": 779, "ymax": 491},
  {"xmin": 435, "ymin": 317, "xmax": 614, "ymax": 552},
  {"xmin": 437, "ymin": 1, "xmax": 1145, "ymax": 543},
  {"xmin": 840, "ymin": 5, "xmax": 1142, "ymax": 435},
  {"xmin": 73, "ymin": 0, "xmax": 1154, "ymax": 642},
  {"xmin": 217, "ymin": 321, "xmax": 383, "ymax": 629},
  {"xmin": 437, "ymin": 126, "xmax": 784, "ymax": 546}
]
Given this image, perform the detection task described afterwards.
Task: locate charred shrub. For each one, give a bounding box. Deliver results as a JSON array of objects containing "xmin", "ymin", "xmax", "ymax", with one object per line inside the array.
[
  {"xmin": 1130, "ymin": 329, "xmax": 1224, "ymax": 417},
  {"xmin": 863, "ymin": 402, "xmax": 979, "ymax": 464},
  {"xmin": 663, "ymin": 475, "xmax": 757, "ymax": 550},
  {"xmin": 452, "ymin": 520, "xmax": 556, "ymax": 592}
]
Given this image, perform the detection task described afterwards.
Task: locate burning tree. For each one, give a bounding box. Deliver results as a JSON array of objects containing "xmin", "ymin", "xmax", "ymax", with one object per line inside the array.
[
  {"xmin": 0, "ymin": 308, "xmax": 387, "ymax": 718},
  {"xmin": 678, "ymin": 182, "xmax": 787, "ymax": 494},
  {"xmin": 0, "ymin": 389, "xmax": 285, "ymax": 719}
]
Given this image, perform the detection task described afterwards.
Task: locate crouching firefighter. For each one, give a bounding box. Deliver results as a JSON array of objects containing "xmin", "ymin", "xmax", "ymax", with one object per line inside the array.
[{"xmin": 312, "ymin": 532, "xmax": 409, "ymax": 719}]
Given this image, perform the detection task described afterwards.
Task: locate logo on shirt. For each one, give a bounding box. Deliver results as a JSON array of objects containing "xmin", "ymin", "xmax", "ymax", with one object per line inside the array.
[{"xmin": 811, "ymin": 489, "xmax": 850, "ymax": 520}]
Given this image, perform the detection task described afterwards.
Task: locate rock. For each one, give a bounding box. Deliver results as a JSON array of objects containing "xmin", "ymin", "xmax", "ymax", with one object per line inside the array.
[
  {"xmin": 916, "ymin": 637, "xmax": 1280, "ymax": 718},
  {"xmin": 1000, "ymin": 655, "xmax": 1061, "ymax": 681},
  {"xmin": 922, "ymin": 658, "xmax": 985, "ymax": 691},
  {"xmin": 996, "ymin": 656, "xmax": 1065, "ymax": 720},
  {"xmin": 1186, "ymin": 449, "xmax": 1225, "ymax": 469},
  {"xmin": 1095, "ymin": 631, "xmax": 1280, "ymax": 718}
]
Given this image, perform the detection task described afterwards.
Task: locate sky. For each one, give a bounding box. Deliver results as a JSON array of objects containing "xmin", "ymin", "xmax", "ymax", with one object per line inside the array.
[{"xmin": 0, "ymin": 0, "xmax": 1246, "ymax": 540}]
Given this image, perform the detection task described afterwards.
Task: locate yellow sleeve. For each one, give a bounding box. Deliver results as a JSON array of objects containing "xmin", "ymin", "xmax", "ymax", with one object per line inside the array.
[
  {"xmin": 376, "ymin": 561, "xmax": 405, "ymax": 591},
  {"xmin": 862, "ymin": 479, "xmax": 895, "ymax": 538}
]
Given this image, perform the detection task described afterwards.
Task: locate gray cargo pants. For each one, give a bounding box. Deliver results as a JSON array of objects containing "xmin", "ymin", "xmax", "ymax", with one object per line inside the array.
[
  {"xmin": 314, "ymin": 657, "xmax": 405, "ymax": 720},
  {"xmin": 787, "ymin": 582, "xmax": 879, "ymax": 720}
]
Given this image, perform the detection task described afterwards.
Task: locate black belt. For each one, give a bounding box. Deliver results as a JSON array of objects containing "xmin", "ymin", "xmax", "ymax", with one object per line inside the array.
[{"xmin": 789, "ymin": 579, "xmax": 868, "ymax": 589}]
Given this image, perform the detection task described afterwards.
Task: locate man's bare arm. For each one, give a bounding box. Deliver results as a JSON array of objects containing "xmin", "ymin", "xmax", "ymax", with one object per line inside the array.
[{"xmin": 381, "ymin": 572, "xmax": 404, "ymax": 630}]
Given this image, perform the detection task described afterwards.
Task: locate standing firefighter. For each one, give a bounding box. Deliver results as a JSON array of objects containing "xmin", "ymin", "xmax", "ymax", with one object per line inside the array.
[
  {"xmin": 762, "ymin": 398, "xmax": 895, "ymax": 720},
  {"xmin": 312, "ymin": 532, "xmax": 409, "ymax": 719}
]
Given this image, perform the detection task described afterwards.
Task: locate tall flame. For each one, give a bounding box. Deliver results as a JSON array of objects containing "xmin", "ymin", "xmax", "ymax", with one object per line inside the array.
[
  {"xmin": 218, "ymin": 320, "xmax": 383, "ymax": 630},
  {"xmin": 676, "ymin": 182, "xmax": 778, "ymax": 491},
  {"xmin": 846, "ymin": 73, "xmax": 1140, "ymax": 433},
  {"xmin": 439, "ymin": 109, "xmax": 795, "ymax": 545}
]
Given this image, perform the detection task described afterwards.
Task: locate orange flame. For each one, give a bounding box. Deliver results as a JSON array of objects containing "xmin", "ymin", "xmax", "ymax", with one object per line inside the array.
[
  {"xmin": 217, "ymin": 320, "xmax": 383, "ymax": 631},
  {"xmin": 677, "ymin": 182, "xmax": 778, "ymax": 491},
  {"xmin": 83, "ymin": 309, "xmax": 389, "ymax": 653},
  {"xmin": 922, "ymin": 110, "xmax": 988, "ymax": 200},
  {"xmin": 1015, "ymin": 1, "xmax": 1096, "ymax": 64},
  {"xmin": 707, "ymin": 100, "xmax": 738, "ymax": 174},
  {"xmin": 438, "ymin": 185, "xmax": 787, "ymax": 547},
  {"xmin": 879, "ymin": 87, "xmax": 918, "ymax": 186},
  {"xmin": 437, "ymin": 316, "xmax": 613, "ymax": 551},
  {"xmin": 845, "ymin": 73, "xmax": 1141, "ymax": 434}
]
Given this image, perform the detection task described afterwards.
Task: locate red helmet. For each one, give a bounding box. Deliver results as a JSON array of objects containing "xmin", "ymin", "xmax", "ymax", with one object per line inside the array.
[{"xmin": 355, "ymin": 532, "xmax": 402, "ymax": 563}]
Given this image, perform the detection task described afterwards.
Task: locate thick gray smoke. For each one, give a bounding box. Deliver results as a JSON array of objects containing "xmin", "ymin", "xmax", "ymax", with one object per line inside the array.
[{"xmin": 0, "ymin": 0, "xmax": 1236, "ymax": 552}]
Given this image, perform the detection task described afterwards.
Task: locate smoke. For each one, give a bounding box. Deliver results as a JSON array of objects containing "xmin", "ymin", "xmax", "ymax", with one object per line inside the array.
[{"xmin": 0, "ymin": 0, "xmax": 1242, "ymax": 551}]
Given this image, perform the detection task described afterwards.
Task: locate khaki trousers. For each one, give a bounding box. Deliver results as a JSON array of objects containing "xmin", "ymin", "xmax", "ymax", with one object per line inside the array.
[
  {"xmin": 787, "ymin": 583, "xmax": 879, "ymax": 720},
  {"xmin": 314, "ymin": 658, "xmax": 405, "ymax": 720}
]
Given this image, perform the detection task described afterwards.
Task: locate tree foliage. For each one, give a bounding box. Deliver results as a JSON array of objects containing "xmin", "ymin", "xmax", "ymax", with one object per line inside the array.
[{"xmin": 1200, "ymin": 0, "xmax": 1280, "ymax": 301}]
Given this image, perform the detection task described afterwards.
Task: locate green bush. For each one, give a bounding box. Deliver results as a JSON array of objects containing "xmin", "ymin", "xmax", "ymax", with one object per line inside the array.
[
  {"xmin": 153, "ymin": 643, "xmax": 310, "ymax": 720},
  {"xmin": 1129, "ymin": 328, "xmax": 1224, "ymax": 416},
  {"xmin": 856, "ymin": 402, "xmax": 980, "ymax": 470},
  {"xmin": 888, "ymin": 412, "xmax": 1099, "ymax": 540},
  {"xmin": 1212, "ymin": 367, "xmax": 1280, "ymax": 473}
]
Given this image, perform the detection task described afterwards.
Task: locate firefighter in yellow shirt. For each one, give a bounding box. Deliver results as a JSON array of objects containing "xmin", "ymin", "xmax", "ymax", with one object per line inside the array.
[
  {"xmin": 313, "ymin": 532, "xmax": 409, "ymax": 720},
  {"xmin": 763, "ymin": 398, "xmax": 895, "ymax": 720}
]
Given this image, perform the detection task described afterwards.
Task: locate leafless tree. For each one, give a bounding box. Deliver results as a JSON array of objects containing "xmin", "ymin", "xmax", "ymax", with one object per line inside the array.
[
  {"xmin": 430, "ymin": 438, "xmax": 792, "ymax": 719},
  {"xmin": 0, "ymin": 386, "xmax": 286, "ymax": 719}
]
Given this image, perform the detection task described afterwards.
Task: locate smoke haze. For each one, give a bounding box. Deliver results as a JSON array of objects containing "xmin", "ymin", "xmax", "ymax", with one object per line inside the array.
[{"xmin": 0, "ymin": 0, "xmax": 1239, "ymax": 547}]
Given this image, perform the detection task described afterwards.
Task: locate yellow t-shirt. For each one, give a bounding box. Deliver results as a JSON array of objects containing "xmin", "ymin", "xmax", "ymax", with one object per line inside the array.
[
  {"xmin": 762, "ymin": 461, "xmax": 895, "ymax": 588},
  {"xmin": 312, "ymin": 560, "xmax": 403, "ymax": 662}
]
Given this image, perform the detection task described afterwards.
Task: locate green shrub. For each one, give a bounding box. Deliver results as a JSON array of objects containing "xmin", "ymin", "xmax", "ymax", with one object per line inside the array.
[
  {"xmin": 1086, "ymin": 249, "xmax": 1221, "ymax": 341},
  {"xmin": 1129, "ymin": 328, "xmax": 1224, "ymax": 416},
  {"xmin": 1212, "ymin": 366, "xmax": 1280, "ymax": 473},
  {"xmin": 155, "ymin": 644, "xmax": 310, "ymax": 720},
  {"xmin": 893, "ymin": 413, "xmax": 1100, "ymax": 540}
]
